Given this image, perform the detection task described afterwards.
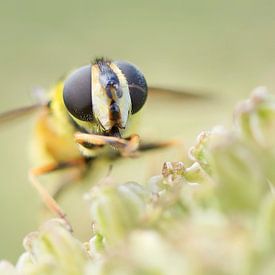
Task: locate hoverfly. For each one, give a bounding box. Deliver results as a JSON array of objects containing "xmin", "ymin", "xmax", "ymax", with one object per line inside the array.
[{"xmin": 0, "ymin": 58, "xmax": 205, "ymax": 228}]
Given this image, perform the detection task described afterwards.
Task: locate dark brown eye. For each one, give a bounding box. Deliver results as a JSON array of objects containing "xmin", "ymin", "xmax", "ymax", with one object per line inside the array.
[
  {"xmin": 114, "ymin": 61, "xmax": 148, "ymax": 114},
  {"xmin": 63, "ymin": 65, "xmax": 93, "ymax": 121}
]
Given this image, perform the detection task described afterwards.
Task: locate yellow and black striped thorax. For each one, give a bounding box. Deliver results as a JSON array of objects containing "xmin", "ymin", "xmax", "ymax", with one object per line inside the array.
[{"xmin": 60, "ymin": 58, "xmax": 148, "ymax": 137}]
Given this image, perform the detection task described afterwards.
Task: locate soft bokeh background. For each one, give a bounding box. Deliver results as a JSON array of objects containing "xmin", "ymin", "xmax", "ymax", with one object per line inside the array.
[{"xmin": 0, "ymin": 0, "xmax": 275, "ymax": 262}]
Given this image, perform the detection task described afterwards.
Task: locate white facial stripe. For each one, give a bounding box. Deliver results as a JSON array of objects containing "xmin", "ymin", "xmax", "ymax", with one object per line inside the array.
[
  {"xmin": 91, "ymin": 63, "xmax": 131, "ymax": 131},
  {"xmin": 91, "ymin": 65, "xmax": 112, "ymax": 130},
  {"xmin": 109, "ymin": 63, "xmax": 131, "ymax": 128}
]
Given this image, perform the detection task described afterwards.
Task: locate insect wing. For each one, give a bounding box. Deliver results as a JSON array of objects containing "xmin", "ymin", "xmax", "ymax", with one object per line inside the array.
[
  {"xmin": 148, "ymin": 86, "xmax": 210, "ymax": 101},
  {"xmin": 0, "ymin": 103, "xmax": 46, "ymax": 126}
]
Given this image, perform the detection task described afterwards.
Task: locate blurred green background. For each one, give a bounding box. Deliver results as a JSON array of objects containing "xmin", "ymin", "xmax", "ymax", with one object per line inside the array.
[{"xmin": 1, "ymin": 0, "xmax": 275, "ymax": 262}]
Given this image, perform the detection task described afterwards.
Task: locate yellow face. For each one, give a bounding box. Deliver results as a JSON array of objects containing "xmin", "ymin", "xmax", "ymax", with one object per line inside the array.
[{"xmin": 91, "ymin": 63, "xmax": 132, "ymax": 132}]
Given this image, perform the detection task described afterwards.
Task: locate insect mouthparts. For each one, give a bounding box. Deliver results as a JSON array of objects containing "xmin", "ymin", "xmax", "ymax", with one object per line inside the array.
[{"xmin": 107, "ymin": 126, "xmax": 121, "ymax": 138}]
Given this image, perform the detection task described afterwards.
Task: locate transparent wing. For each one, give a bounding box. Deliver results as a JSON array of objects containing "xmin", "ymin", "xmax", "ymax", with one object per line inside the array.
[
  {"xmin": 0, "ymin": 103, "xmax": 47, "ymax": 125},
  {"xmin": 148, "ymin": 86, "xmax": 211, "ymax": 100},
  {"xmin": 139, "ymin": 85, "xmax": 217, "ymax": 143}
]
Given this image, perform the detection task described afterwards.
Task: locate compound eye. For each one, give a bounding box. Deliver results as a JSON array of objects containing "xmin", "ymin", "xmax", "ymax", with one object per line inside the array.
[
  {"xmin": 63, "ymin": 65, "xmax": 93, "ymax": 121},
  {"xmin": 114, "ymin": 61, "xmax": 148, "ymax": 114}
]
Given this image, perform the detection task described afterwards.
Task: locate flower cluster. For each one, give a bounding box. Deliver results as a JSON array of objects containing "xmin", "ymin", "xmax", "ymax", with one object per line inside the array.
[{"xmin": 2, "ymin": 88, "xmax": 275, "ymax": 275}]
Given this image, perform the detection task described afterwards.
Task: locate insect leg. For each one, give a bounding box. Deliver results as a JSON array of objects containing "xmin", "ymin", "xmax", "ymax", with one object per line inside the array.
[
  {"xmin": 75, "ymin": 132, "xmax": 140, "ymax": 157},
  {"xmin": 28, "ymin": 157, "xmax": 87, "ymax": 231},
  {"xmin": 138, "ymin": 139, "xmax": 181, "ymax": 152}
]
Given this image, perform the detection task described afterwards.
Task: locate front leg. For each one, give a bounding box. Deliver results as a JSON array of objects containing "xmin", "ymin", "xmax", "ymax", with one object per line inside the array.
[
  {"xmin": 75, "ymin": 132, "xmax": 140, "ymax": 157},
  {"xmin": 75, "ymin": 132, "xmax": 180, "ymax": 159}
]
